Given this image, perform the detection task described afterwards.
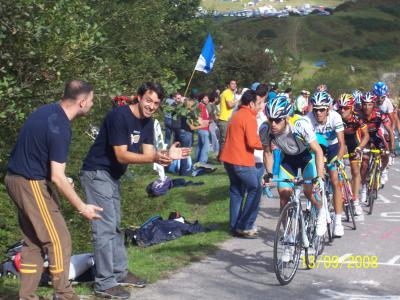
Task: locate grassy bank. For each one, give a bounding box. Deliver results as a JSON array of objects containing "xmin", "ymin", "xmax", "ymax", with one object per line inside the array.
[
  {"xmin": 0, "ymin": 157, "xmax": 232, "ymax": 298},
  {"xmin": 208, "ymin": 0, "xmax": 400, "ymax": 95}
]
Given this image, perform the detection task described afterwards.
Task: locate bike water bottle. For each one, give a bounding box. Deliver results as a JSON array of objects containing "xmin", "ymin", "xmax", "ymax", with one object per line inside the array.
[
  {"xmin": 263, "ymin": 186, "xmax": 273, "ymax": 198},
  {"xmin": 272, "ymin": 149, "xmax": 281, "ymax": 176}
]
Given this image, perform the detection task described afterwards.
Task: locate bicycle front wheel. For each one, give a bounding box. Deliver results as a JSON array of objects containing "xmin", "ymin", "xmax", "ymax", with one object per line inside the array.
[
  {"xmin": 273, "ymin": 201, "xmax": 302, "ymax": 285},
  {"xmin": 343, "ymin": 181, "xmax": 356, "ymax": 230},
  {"xmin": 368, "ymin": 167, "xmax": 379, "ymax": 215}
]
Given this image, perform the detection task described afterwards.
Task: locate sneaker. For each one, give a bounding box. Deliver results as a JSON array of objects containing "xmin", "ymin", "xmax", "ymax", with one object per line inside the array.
[
  {"xmin": 282, "ymin": 246, "xmax": 294, "ymax": 263},
  {"xmin": 381, "ymin": 169, "xmax": 388, "ymax": 185},
  {"xmin": 360, "ymin": 184, "xmax": 367, "ymax": 203},
  {"xmin": 353, "ymin": 200, "xmax": 363, "ymax": 216},
  {"xmin": 389, "ymin": 155, "xmax": 394, "ymax": 166},
  {"xmin": 118, "ymin": 272, "xmax": 147, "ymax": 288},
  {"xmin": 316, "ymin": 208, "xmax": 327, "ymax": 236},
  {"xmin": 333, "ymin": 222, "xmax": 344, "ymax": 237},
  {"xmin": 95, "ymin": 285, "xmax": 130, "ymax": 299},
  {"xmin": 236, "ymin": 228, "xmax": 258, "ymax": 238}
]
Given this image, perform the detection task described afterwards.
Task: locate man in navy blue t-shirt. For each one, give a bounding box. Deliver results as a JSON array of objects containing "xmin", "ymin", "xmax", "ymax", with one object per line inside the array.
[
  {"xmin": 5, "ymin": 80, "xmax": 102, "ymax": 300},
  {"xmin": 80, "ymin": 82, "xmax": 191, "ymax": 299}
]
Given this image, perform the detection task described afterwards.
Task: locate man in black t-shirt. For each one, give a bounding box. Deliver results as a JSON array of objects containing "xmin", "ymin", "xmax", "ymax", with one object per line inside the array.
[
  {"xmin": 5, "ymin": 80, "xmax": 102, "ymax": 300},
  {"xmin": 80, "ymin": 82, "xmax": 191, "ymax": 299}
]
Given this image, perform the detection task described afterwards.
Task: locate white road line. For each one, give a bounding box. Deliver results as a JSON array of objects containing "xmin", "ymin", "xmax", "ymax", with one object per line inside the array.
[
  {"xmin": 338, "ymin": 253, "xmax": 353, "ymax": 263},
  {"xmin": 378, "ymin": 195, "xmax": 393, "ymax": 203},
  {"xmin": 392, "ymin": 185, "xmax": 400, "ymax": 191},
  {"xmin": 393, "ymin": 195, "xmax": 400, "ymax": 198},
  {"xmin": 386, "ymin": 255, "xmax": 400, "ymax": 265}
]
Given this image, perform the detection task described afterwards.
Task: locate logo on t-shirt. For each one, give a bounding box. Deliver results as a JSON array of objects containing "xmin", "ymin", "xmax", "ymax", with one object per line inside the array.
[{"xmin": 130, "ymin": 133, "xmax": 140, "ymax": 144}]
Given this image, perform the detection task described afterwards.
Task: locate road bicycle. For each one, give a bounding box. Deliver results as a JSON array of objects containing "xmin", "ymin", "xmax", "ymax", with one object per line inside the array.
[
  {"xmin": 362, "ymin": 148, "xmax": 389, "ymax": 215},
  {"xmin": 272, "ymin": 177, "xmax": 327, "ymax": 285},
  {"xmin": 336, "ymin": 156, "xmax": 356, "ymax": 230}
]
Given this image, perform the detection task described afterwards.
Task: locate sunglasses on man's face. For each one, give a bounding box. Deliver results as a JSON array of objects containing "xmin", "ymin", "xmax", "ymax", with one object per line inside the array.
[
  {"xmin": 269, "ymin": 118, "xmax": 284, "ymax": 124},
  {"xmin": 313, "ymin": 108, "xmax": 327, "ymax": 113},
  {"xmin": 339, "ymin": 106, "xmax": 351, "ymax": 111}
]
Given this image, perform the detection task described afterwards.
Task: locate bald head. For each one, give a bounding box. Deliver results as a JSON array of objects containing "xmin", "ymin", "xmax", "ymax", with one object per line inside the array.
[{"xmin": 62, "ymin": 80, "xmax": 93, "ymax": 101}]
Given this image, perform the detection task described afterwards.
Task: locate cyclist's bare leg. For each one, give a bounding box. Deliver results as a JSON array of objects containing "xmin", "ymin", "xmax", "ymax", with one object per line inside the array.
[
  {"xmin": 278, "ymin": 188, "xmax": 292, "ymax": 210},
  {"xmin": 329, "ymin": 168, "xmax": 343, "ymax": 214},
  {"xmin": 381, "ymin": 154, "xmax": 389, "ymax": 171},
  {"xmin": 350, "ymin": 160, "xmax": 361, "ymax": 199},
  {"xmin": 303, "ymin": 184, "xmax": 322, "ymax": 209},
  {"xmin": 360, "ymin": 155, "xmax": 370, "ymax": 185}
]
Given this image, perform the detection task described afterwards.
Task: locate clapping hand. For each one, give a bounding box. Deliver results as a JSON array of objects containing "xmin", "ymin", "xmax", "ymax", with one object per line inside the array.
[
  {"xmin": 168, "ymin": 142, "xmax": 191, "ymax": 160},
  {"xmin": 155, "ymin": 150, "xmax": 173, "ymax": 167}
]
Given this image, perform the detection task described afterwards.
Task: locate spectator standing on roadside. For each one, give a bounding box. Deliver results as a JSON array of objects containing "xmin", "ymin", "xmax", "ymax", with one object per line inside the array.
[
  {"xmin": 80, "ymin": 82, "xmax": 191, "ymax": 299},
  {"xmin": 218, "ymin": 80, "xmax": 238, "ymax": 160},
  {"xmin": 220, "ymin": 90, "xmax": 264, "ymax": 238},
  {"xmin": 207, "ymin": 90, "xmax": 220, "ymax": 154},
  {"xmin": 178, "ymin": 98, "xmax": 209, "ymax": 175},
  {"xmin": 163, "ymin": 91, "xmax": 182, "ymax": 146},
  {"xmin": 267, "ymin": 83, "xmax": 278, "ymax": 102},
  {"xmin": 196, "ymin": 94, "xmax": 211, "ymax": 164},
  {"xmin": 5, "ymin": 80, "xmax": 102, "ymax": 300}
]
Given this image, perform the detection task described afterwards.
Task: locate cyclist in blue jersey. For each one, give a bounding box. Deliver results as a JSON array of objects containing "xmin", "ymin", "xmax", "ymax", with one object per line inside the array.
[
  {"xmin": 305, "ymin": 91, "xmax": 346, "ymax": 237},
  {"xmin": 260, "ymin": 96, "xmax": 326, "ymax": 239}
]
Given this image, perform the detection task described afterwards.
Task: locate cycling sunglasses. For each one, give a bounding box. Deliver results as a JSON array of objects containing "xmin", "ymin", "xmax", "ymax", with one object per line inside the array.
[
  {"xmin": 269, "ymin": 118, "xmax": 285, "ymax": 124},
  {"xmin": 313, "ymin": 107, "xmax": 327, "ymax": 113}
]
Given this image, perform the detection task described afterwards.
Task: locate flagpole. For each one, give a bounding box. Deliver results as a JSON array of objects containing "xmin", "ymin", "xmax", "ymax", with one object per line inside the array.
[{"xmin": 183, "ymin": 68, "xmax": 196, "ymax": 97}]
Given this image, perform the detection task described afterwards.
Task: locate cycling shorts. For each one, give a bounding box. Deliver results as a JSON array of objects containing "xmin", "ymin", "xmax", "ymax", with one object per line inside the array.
[
  {"xmin": 320, "ymin": 143, "xmax": 339, "ymax": 170},
  {"xmin": 368, "ymin": 134, "xmax": 389, "ymax": 151},
  {"xmin": 344, "ymin": 134, "xmax": 360, "ymax": 161},
  {"xmin": 278, "ymin": 150, "xmax": 317, "ymax": 189}
]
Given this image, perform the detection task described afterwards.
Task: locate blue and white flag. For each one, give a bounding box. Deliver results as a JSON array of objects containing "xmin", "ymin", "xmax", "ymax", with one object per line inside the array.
[{"xmin": 194, "ymin": 33, "xmax": 216, "ymax": 74}]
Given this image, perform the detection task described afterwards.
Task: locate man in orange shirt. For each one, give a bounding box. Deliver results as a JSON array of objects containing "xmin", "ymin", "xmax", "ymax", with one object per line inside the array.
[{"xmin": 220, "ymin": 90, "xmax": 264, "ymax": 238}]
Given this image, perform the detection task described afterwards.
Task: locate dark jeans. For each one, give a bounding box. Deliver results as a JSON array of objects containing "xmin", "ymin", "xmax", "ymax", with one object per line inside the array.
[
  {"xmin": 178, "ymin": 129, "xmax": 193, "ymax": 176},
  {"xmin": 217, "ymin": 120, "xmax": 228, "ymax": 158},
  {"xmin": 224, "ymin": 163, "xmax": 262, "ymax": 231},
  {"xmin": 255, "ymin": 162, "xmax": 265, "ymax": 181},
  {"xmin": 164, "ymin": 117, "xmax": 174, "ymax": 146}
]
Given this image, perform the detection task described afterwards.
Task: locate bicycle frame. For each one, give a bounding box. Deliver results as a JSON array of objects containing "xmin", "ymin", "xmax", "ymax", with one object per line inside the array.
[
  {"xmin": 363, "ymin": 149, "xmax": 387, "ymax": 191},
  {"xmin": 272, "ymin": 178, "xmax": 325, "ymax": 249}
]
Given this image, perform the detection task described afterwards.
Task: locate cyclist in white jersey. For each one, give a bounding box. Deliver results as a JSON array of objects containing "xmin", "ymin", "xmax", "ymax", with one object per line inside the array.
[
  {"xmin": 373, "ymin": 81, "xmax": 399, "ymax": 174},
  {"xmin": 260, "ymin": 95, "xmax": 326, "ymax": 238},
  {"xmin": 305, "ymin": 91, "xmax": 346, "ymax": 237}
]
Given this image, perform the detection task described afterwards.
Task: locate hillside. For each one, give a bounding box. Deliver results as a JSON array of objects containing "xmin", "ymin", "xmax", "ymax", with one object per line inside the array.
[
  {"xmin": 207, "ymin": 0, "xmax": 400, "ymax": 96},
  {"xmin": 202, "ymin": 0, "xmax": 346, "ymax": 12}
]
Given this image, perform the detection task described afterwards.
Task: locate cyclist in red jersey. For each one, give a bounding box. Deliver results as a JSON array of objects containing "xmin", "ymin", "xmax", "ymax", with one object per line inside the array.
[
  {"xmin": 359, "ymin": 92, "xmax": 395, "ymax": 202},
  {"xmin": 337, "ymin": 94, "xmax": 369, "ymax": 215}
]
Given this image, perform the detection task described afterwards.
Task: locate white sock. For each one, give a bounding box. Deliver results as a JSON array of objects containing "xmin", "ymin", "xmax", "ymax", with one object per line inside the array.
[{"xmin": 335, "ymin": 214, "xmax": 342, "ymax": 225}]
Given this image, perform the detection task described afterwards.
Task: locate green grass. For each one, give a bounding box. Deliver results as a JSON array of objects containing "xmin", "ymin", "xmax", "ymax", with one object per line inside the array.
[{"xmin": 0, "ymin": 156, "xmax": 232, "ymax": 298}]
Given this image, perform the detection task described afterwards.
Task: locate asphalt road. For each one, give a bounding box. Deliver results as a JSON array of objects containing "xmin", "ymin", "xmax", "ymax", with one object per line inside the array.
[{"xmin": 130, "ymin": 161, "xmax": 400, "ymax": 300}]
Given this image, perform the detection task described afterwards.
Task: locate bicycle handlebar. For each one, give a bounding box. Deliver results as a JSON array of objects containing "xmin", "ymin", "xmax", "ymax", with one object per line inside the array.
[
  {"xmin": 272, "ymin": 177, "xmax": 317, "ymax": 185},
  {"xmin": 362, "ymin": 149, "xmax": 390, "ymax": 155}
]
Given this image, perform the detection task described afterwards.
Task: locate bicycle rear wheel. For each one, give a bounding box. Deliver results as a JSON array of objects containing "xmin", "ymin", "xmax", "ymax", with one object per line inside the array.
[
  {"xmin": 304, "ymin": 208, "xmax": 325, "ymax": 268},
  {"xmin": 273, "ymin": 202, "xmax": 302, "ymax": 285}
]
